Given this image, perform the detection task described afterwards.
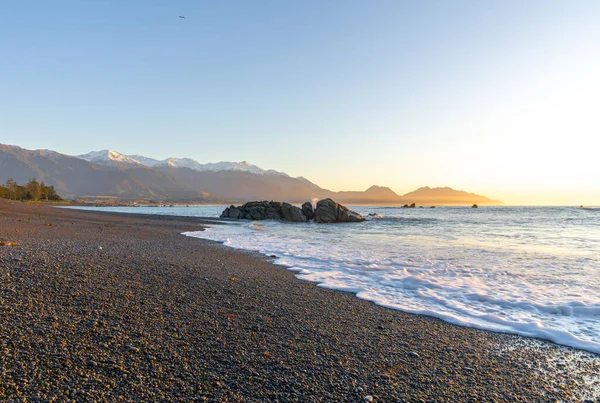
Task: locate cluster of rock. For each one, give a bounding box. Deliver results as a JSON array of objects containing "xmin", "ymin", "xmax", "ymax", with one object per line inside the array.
[
  {"xmin": 402, "ymin": 203, "xmax": 436, "ymax": 208},
  {"xmin": 220, "ymin": 201, "xmax": 307, "ymax": 222},
  {"xmin": 220, "ymin": 198, "xmax": 364, "ymax": 223}
]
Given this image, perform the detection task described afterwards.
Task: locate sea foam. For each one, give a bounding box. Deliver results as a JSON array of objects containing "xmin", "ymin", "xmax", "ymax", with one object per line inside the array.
[{"xmin": 183, "ymin": 206, "xmax": 600, "ymax": 355}]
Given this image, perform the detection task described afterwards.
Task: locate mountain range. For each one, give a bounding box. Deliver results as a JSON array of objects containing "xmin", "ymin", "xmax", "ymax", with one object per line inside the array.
[{"xmin": 0, "ymin": 144, "xmax": 502, "ymax": 205}]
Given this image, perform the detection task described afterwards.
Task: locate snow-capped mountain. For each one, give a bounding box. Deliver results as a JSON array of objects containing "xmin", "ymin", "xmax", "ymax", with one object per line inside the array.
[
  {"xmin": 77, "ymin": 150, "xmax": 143, "ymax": 168},
  {"xmin": 157, "ymin": 159, "xmax": 289, "ymax": 176},
  {"xmin": 154, "ymin": 157, "xmax": 206, "ymax": 171},
  {"xmin": 77, "ymin": 149, "xmax": 288, "ymax": 176},
  {"xmin": 200, "ymin": 161, "xmax": 266, "ymax": 174},
  {"xmin": 126, "ymin": 154, "xmax": 162, "ymax": 167}
]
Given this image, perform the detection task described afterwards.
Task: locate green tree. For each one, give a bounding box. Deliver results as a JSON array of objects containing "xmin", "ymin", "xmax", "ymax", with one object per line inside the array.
[
  {"xmin": 0, "ymin": 178, "xmax": 62, "ymax": 201},
  {"xmin": 26, "ymin": 178, "xmax": 43, "ymax": 201},
  {"xmin": 5, "ymin": 179, "xmax": 18, "ymax": 200},
  {"xmin": 45, "ymin": 185, "xmax": 61, "ymax": 201}
]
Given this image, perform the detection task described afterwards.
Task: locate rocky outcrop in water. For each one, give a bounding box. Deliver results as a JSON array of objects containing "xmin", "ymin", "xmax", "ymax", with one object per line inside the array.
[
  {"xmin": 220, "ymin": 201, "xmax": 306, "ymax": 222},
  {"xmin": 282, "ymin": 202, "xmax": 307, "ymax": 222},
  {"xmin": 220, "ymin": 199, "xmax": 364, "ymax": 223},
  {"xmin": 313, "ymin": 198, "xmax": 365, "ymax": 223},
  {"xmin": 301, "ymin": 202, "xmax": 315, "ymax": 220}
]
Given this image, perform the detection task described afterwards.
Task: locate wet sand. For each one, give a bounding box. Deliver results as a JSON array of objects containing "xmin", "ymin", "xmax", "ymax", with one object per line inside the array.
[{"xmin": 0, "ymin": 199, "xmax": 598, "ymax": 402}]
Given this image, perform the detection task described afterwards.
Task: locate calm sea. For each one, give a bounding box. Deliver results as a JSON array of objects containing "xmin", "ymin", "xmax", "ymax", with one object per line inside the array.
[{"xmin": 66, "ymin": 205, "xmax": 600, "ymax": 354}]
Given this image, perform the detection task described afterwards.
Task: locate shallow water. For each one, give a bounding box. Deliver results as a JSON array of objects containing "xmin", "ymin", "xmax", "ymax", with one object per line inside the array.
[{"xmin": 67, "ymin": 205, "xmax": 600, "ymax": 354}]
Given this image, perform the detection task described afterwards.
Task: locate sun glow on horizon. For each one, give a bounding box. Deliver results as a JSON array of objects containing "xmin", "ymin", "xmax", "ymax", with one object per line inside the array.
[{"xmin": 1, "ymin": 2, "xmax": 599, "ymax": 206}]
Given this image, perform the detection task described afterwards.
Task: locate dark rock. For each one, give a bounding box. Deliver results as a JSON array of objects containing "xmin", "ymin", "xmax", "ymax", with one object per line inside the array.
[
  {"xmin": 125, "ymin": 345, "xmax": 140, "ymax": 353},
  {"xmin": 221, "ymin": 205, "xmax": 242, "ymax": 219},
  {"xmin": 220, "ymin": 201, "xmax": 306, "ymax": 222},
  {"xmin": 281, "ymin": 202, "xmax": 307, "ymax": 222},
  {"xmin": 221, "ymin": 201, "xmax": 278, "ymax": 220},
  {"xmin": 221, "ymin": 199, "xmax": 363, "ymax": 223},
  {"xmin": 301, "ymin": 202, "xmax": 314, "ymax": 220},
  {"xmin": 472, "ymin": 204, "xmax": 478, "ymax": 208},
  {"xmin": 314, "ymin": 198, "xmax": 364, "ymax": 223}
]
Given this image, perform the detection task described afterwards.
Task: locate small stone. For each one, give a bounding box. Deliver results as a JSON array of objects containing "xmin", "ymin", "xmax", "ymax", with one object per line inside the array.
[
  {"xmin": 84, "ymin": 319, "xmax": 98, "ymax": 327},
  {"xmin": 364, "ymin": 396, "xmax": 374, "ymax": 402},
  {"xmin": 409, "ymin": 351, "xmax": 419, "ymax": 357},
  {"xmin": 354, "ymin": 386, "xmax": 364, "ymax": 393},
  {"xmin": 86, "ymin": 359, "xmax": 98, "ymax": 367}
]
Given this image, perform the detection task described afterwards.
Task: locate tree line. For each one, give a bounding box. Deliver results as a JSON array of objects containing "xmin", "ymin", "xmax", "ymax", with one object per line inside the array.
[{"xmin": 0, "ymin": 178, "xmax": 62, "ymax": 201}]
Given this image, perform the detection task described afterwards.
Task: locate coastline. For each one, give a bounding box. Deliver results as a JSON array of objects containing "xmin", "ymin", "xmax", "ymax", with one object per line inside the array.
[{"xmin": 1, "ymin": 199, "xmax": 598, "ymax": 401}]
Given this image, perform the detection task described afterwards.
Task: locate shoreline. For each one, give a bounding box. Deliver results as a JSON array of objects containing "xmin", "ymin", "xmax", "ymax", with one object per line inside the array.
[
  {"xmin": 184, "ymin": 225, "xmax": 600, "ymax": 358},
  {"xmin": 1, "ymin": 199, "xmax": 598, "ymax": 401}
]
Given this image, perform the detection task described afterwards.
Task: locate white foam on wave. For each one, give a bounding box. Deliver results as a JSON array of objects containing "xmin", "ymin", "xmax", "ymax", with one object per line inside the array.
[{"xmin": 183, "ymin": 214, "xmax": 600, "ymax": 355}]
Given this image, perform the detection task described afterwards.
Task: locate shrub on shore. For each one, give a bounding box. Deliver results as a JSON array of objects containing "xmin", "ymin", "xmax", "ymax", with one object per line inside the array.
[{"xmin": 0, "ymin": 178, "xmax": 62, "ymax": 202}]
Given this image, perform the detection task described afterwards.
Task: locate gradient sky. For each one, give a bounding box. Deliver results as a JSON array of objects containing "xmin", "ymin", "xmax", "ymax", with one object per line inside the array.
[{"xmin": 1, "ymin": 1, "xmax": 599, "ymax": 205}]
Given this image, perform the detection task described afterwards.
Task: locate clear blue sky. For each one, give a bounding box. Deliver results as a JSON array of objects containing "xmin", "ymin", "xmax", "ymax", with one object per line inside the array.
[{"xmin": 1, "ymin": 1, "xmax": 599, "ymax": 204}]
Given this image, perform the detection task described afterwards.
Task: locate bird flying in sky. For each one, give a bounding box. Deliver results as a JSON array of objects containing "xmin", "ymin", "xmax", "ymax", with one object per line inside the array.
[{"xmin": 179, "ymin": 15, "xmax": 185, "ymax": 19}]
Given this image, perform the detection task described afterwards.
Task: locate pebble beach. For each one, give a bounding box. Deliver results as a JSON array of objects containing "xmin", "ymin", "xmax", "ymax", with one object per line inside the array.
[{"xmin": 1, "ymin": 199, "xmax": 598, "ymax": 402}]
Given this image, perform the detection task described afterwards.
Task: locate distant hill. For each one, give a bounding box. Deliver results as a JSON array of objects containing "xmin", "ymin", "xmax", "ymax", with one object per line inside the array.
[
  {"xmin": 335, "ymin": 185, "xmax": 403, "ymax": 204},
  {"xmin": 401, "ymin": 186, "xmax": 502, "ymax": 205},
  {"xmin": 331, "ymin": 185, "xmax": 500, "ymax": 205},
  {"xmin": 0, "ymin": 144, "xmax": 502, "ymax": 205}
]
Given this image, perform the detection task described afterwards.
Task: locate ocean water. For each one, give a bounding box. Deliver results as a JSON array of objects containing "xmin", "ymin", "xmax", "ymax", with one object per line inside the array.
[{"xmin": 66, "ymin": 205, "xmax": 600, "ymax": 354}]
